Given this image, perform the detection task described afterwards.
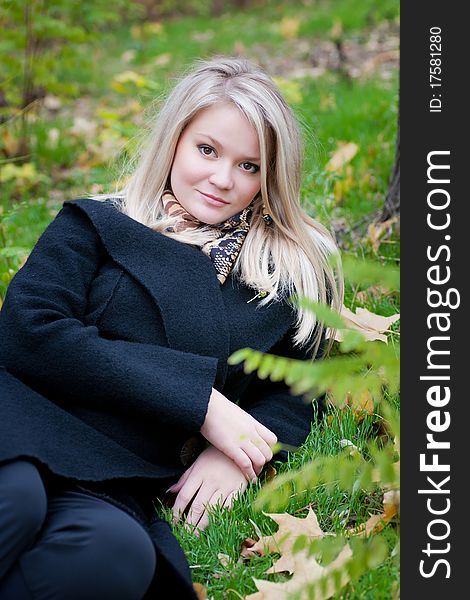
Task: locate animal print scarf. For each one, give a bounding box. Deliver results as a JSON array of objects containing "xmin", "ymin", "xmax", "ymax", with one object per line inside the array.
[{"xmin": 161, "ymin": 190, "xmax": 252, "ymax": 285}]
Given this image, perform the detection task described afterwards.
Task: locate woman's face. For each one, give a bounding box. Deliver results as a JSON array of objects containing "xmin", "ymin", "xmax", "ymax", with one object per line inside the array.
[{"xmin": 170, "ymin": 103, "xmax": 262, "ymax": 224}]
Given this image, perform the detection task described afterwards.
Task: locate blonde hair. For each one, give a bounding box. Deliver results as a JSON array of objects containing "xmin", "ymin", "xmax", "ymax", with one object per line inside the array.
[{"xmin": 95, "ymin": 56, "xmax": 343, "ymax": 356}]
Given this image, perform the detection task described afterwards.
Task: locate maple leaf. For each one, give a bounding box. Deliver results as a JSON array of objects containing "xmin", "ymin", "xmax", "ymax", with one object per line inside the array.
[
  {"xmin": 246, "ymin": 545, "xmax": 353, "ymax": 600},
  {"xmin": 241, "ymin": 508, "xmax": 356, "ymax": 598},
  {"xmin": 241, "ymin": 508, "xmax": 326, "ymax": 574}
]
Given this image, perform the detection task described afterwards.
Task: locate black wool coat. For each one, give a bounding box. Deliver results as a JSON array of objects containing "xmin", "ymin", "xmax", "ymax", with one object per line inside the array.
[{"xmin": 0, "ymin": 198, "xmax": 324, "ymax": 595}]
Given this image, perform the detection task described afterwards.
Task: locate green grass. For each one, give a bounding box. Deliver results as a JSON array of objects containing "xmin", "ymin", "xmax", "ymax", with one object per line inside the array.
[{"xmin": 155, "ymin": 407, "xmax": 399, "ymax": 598}]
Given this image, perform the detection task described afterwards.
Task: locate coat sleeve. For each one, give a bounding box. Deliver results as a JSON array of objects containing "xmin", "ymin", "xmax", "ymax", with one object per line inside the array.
[
  {"xmin": 238, "ymin": 326, "xmax": 326, "ymax": 462},
  {"xmin": 0, "ymin": 204, "xmax": 218, "ymax": 433}
]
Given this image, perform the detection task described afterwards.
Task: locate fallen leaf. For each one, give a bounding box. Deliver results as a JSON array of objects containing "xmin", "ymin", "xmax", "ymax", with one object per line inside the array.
[
  {"xmin": 279, "ymin": 17, "xmax": 300, "ymax": 40},
  {"xmin": 217, "ymin": 553, "xmax": 231, "ymax": 567},
  {"xmin": 361, "ymin": 50, "xmax": 400, "ymax": 76},
  {"xmin": 347, "ymin": 389, "xmax": 375, "ymax": 415},
  {"xmin": 192, "ymin": 582, "xmax": 207, "ymax": 599},
  {"xmin": 233, "ymin": 40, "xmax": 246, "ymax": 55},
  {"xmin": 325, "ymin": 142, "xmax": 359, "ymax": 172},
  {"xmin": 121, "ymin": 49, "xmax": 136, "ymax": 63},
  {"xmin": 153, "ymin": 53, "xmax": 171, "ymax": 67},
  {"xmin": 356, "ymin": 285, "xmax": 392, "ymax": 304},
  {"xmin": 262, "ymin": 463, "xmax": 277, "ymax": 482},
  {"xmin": 272, "ymin": 77, "xmax": 303, "ymax": 105},
  {"xmin": 367, "ymin": 217, "xmax": 398, "ymax": 252},
  {"xmin": 191, "ymin": 30, "xmax": 214, "ymax": 43},
  {"xmin": 69, "ymin": 116, "xmax": 98, "ymax": 140},
  {"xmin": 350, "ymin": 490, "xmax": 400, "ymax": 537},
  {"xmin": 339, "ymin": 439, "xmax": 361, "ymax": 455},
  {"xmin": 240, "ymin": 508, "xmax": 325, "ymax": 574},
  {"xmin": 330, "ymin": 18, "xmax": 343, "ymax": 40},
  {"xmin": 246, "ymin": 545, "xmax": 353, "ymax": 600},
  {"xmin": 329, "ymin": 306, "xmax": 400, "ymax": 343},
  {"xmin": 333, "ymin": 164, "xmax": 354, "ymax": 203},
  {"xmin": 1, "ymin": 130, "xmax": 20, "ymax": 158},
  {"xmin": 43, "ymin": 94, "xmax": 61, "ymax": 111}
]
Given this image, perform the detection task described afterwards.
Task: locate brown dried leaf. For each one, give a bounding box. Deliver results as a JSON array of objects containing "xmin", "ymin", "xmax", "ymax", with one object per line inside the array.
[
  {"xmin": 350, "ymin": 490, "xmax": 400, "ymax": 537},
  {"xmin": 240, "ymin": 508, "xmax": 325, "ymax": 573},
  {"xmin": 325, "ymin": 142, "xmax": 359, "ymax": 172},
  {"xmin": 262, "ymin": 463, "xmax": 277, "ymax": 482},
  {"xmin": 367, "ymin": 217, "xmax": 398, "ymax": 252},
  {"xmin": 246, "ymin": 545, "xmax": 353, "ymax": 600},
  {"xmin": 1, "ymin": 130, "xmax": 20, "ymax": 158},
  {"xmin": 241, "ymin": 537, "xmax": 259, "ymax": 558},
  {"xmin": 332, "ymin": 306, "xmax": 400, "ymax": 343},
  {"xmin": 192, "ymin": 582, "xmax": 207, "ymax": 599}
]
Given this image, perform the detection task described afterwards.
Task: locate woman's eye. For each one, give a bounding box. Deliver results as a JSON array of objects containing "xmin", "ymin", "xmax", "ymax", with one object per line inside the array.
[
  {"xmin": 241, "ymin": 162, "xmax": 259, "ymax": 174},
  {"xmin": 198, "ymin": 145, "xmax": 215, "ymax": 157}
]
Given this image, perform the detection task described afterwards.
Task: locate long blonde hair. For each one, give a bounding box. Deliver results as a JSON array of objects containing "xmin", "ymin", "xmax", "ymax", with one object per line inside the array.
[{"xmin": 95, "ymin": 56, "xmax": 343, "ymax": 356}]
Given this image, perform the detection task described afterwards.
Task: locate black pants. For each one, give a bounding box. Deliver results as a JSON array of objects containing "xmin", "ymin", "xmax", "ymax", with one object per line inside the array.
[{"xmin": 0, "ymin": 459, "xmax": 157, "ymax": 599}]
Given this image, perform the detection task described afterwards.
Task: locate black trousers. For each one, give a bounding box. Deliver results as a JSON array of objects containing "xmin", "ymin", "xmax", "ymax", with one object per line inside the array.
[{"xmin": 0, "ymin": 459, "xmax": 158, "ymax": 599}]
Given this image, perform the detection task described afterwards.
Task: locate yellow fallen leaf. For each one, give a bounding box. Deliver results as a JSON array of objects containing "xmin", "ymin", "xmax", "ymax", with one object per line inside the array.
[
  {"xmin": 325, "ymin": 142, "xmax": 359, "ymax": 172},
  {"xmin": 143, "ymin": 22, "xmax": 163, "ymax": 35},
  {"xmin": 280, "ymin": 17, "xmax": 300, "ymax": 40},
  {"xmin": 272, "ymin": 77, "xmax": 303, "ymax": 105},
  {"xmin": 330, "ymin": 19, "xmax": 343, "ymax": 40},
  {"xmin": 367, "ymin": 217, "xmax": 398, "ymax": 252},
  {"xmin": 1, "ymin": 130, "xmax": 20, "ymax": 158}
]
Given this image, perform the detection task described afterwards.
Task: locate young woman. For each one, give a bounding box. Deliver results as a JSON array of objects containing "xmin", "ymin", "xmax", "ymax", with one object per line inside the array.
[{"xmin": 0, "ymin": 56, "xmax": 342, "ymax": 599}]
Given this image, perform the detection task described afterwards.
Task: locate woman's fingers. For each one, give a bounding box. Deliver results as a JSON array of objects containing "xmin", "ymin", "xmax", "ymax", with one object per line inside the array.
[
  {"xmin": 252, "ymin": 437, "xmax": 274, "ymax": 463},
  {"xmin": 255, "ymin": 421, "xmax": 278, "ymax": 447},
  {"xmin": 228, "ymin": 447, "xmax": 257, "ymax": 482},
  {"xmin": 190, "ymin": 489, "xmax": 225, "ymax": 532},
  {"xmin": 222, "ymin": 489, "xmax": 240, "ymax": 510},
  {"xmin": 241, "ymin": 443, "xmax": 268, "ymax": 476},
  {"xmin": 186, "ymin": 486, "xmax": 219, "ymax": 529},
  {"xmin": 167, "ymin": 465, "xmax": 193, "ymax": 494},
  {"xmin": 172, "ymin": 476, "xmax": 203, "ymax": 521}
]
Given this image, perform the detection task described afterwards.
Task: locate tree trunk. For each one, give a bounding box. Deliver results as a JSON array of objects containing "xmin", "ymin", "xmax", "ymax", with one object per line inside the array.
[{"xmin": 380, "ymin": 118, "xmax": 400, "ymax": 221}]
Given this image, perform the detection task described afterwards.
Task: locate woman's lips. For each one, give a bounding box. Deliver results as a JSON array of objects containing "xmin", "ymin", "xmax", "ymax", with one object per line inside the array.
[{"xmin": 198, "ymin": 191, "xmax": 229, "ymax": 207}]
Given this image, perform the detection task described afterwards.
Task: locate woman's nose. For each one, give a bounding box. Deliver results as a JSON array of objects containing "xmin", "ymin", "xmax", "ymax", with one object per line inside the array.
[{"xmin": 208, "ymin": 162, "xmax": 234, "ymax": 190}]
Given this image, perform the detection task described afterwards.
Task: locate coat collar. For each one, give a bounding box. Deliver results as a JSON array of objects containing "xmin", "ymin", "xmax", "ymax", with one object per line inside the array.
[{"xmin": 65, "ymin": 198, "xmax": 294, "ymax": 385}]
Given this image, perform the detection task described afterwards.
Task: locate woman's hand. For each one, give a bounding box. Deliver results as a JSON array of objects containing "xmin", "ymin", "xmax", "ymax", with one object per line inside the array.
[
  {"xmin": 200, "ymin": 388, "xmax": 277, "ymax": 482},
  {"xmin": 168, "ymin": 445, "xmax": 249, "ymax": 533}
]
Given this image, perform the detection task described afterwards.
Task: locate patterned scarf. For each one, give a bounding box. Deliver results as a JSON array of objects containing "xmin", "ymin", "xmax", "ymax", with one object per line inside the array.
[{"xmin": 161, "ymin": 190, "xmax": 252, "ymax": 284}]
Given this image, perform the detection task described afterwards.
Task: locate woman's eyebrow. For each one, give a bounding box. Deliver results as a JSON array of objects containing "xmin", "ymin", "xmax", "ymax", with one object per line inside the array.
[{"xmin": 196, "ymin": 132, "xmax": 260, "ymax": 162}]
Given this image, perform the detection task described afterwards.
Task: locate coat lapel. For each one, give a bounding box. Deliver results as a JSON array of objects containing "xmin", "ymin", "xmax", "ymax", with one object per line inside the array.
[{"xmin": 66, "ymin": 198, "xmax": 231, "ymax": 386}]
